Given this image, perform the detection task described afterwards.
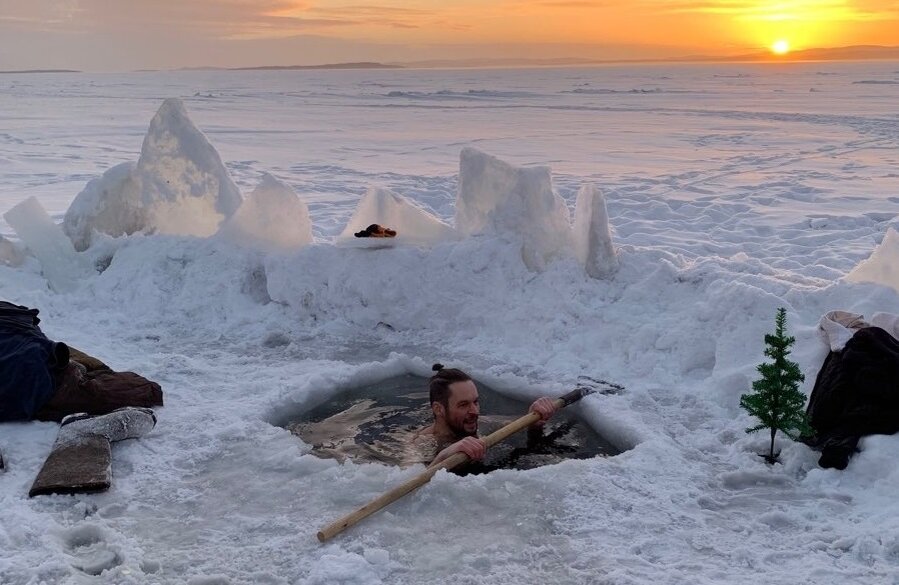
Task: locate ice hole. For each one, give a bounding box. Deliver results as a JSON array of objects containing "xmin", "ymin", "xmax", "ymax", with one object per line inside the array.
[{"xmin": 279, "ymin": 373, "xmax": 620, "ymax": 471}]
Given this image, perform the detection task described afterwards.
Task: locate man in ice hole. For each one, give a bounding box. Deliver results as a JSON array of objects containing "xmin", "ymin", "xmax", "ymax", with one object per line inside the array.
[{"xmin": 413, "ymin": 365, "xmax": 558, "ymax": 466}]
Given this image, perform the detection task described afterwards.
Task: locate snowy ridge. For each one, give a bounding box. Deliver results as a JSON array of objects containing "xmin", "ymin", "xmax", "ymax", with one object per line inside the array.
[{"xmin": 42, "ymin": 98, "xmax": 618, "ymax": 279}]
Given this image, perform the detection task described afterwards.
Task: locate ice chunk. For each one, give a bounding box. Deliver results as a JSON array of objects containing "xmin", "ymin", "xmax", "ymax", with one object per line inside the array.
[
  {"xmin": 454, "ymin": 147, "xmax": 571, "ymax": 271},
  {"xmin": 846, "ymin": 227, "xmax": 899, "ymax": 292},
  {"xmin": 4, "ymin": 197, "xmax": 91, "ymax": 291},
  {"xmin": 0, "ymin": 233, "xmax": 24, "ymax": 267},
  {"xmin": 63, "ymin": 162, "xmax": 142, "ymax": 251},
  {"xmin": 137, "ymin": 98, "xmax": 242, "ymax": 236},
  {"xmin": 218, "ymin": 173, "xmax": 313, "ymax": 253},
  {"xmin": 62, "ymin": 98, "xmax": 242, "ymax": 247},
  {"xmin": 573, "ymin": 184, "xmax": 618, "ymax": 278},
  {"xmin": 338, "ymin": 186, "xmax": 456, "ymax": 245}
]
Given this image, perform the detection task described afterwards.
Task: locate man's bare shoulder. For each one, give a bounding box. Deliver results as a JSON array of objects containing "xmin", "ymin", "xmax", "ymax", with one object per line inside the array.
[
  {"xmin": 401, "ymin": 426, "xmax": 440, "ymax": 467},
  {"xmin": 410, "ymin": 425, "xmax": 436, "ymax": 442}
]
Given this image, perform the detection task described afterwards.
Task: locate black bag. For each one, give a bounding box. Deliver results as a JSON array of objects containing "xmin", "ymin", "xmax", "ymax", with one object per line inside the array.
[{"xmin": 804, "ymin": 327, "xmax": 899, "ymax": 469}]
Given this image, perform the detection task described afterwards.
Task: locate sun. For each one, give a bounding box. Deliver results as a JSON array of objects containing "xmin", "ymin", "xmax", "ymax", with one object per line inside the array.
[{"xmin": 771, "ymin": 39, "xmax": 790, "ymax": 55}]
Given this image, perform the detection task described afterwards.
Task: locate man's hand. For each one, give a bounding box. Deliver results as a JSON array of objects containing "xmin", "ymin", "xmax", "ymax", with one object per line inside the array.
[
  {"xmin": 432, "ymin": 436, "xmax": 486, "ymax": 465},
  {"xmin": 529, "ymin": 397, "xmax": 558, "ymax": 421}
]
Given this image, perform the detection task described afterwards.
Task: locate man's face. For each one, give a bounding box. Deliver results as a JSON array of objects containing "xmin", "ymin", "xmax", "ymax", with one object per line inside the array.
[{"xmin": 442, "ymin": 380, "xmax": 480, "ymax": 438}]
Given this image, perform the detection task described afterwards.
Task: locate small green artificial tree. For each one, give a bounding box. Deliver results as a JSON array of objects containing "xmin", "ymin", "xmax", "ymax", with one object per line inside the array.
[{"xmin": 740, "ymin": 307, "xmax": 812, "ymax": 463}]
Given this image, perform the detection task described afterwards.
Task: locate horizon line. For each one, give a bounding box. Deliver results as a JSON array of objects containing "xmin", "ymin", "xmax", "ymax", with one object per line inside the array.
[{"xmin": 3, "ymin": 44, "xmax": 898, "ymax": 74}]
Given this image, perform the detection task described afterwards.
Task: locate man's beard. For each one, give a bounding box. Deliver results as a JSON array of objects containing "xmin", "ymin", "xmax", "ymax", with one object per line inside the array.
[{"xmin": 448, "ymin": 415, "xmax": 478, "ymax": 439}]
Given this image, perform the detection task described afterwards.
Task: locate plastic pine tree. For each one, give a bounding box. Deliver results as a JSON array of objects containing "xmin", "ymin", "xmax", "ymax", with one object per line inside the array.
[{"xmin": 740, "ymin": 308, "xmax": 812, "ymax": 463}]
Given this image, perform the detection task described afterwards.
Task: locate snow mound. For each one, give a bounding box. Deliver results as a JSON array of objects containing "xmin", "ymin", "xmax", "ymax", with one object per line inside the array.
[
  {"xmin": 63, "ymin": 99, "xmax": 242, "ymax": 248},
  {"xmin": 338, "ymin": 186, "xmax": 456, "ymax": 245},
  {"xmin": 218, "ymin": 173, "xmax": 313, "ymax": 253},
  {"xmin": 454, "ymin": 147, "xmax": 571, "ymax": 271},
  {"xmin": 3, "ymin": 196, "xmax": 91, "ymax": 291},
  {"xmin": 91, "ymin": 236, "xmax": 273, "ymax": 326},
  {"xmin": 573, "ymin": 184, "xmax": 618, "ymax": 279},
  {"xmin": 846, "ymin": 227, "xmax": 899, "ymax": 292}
]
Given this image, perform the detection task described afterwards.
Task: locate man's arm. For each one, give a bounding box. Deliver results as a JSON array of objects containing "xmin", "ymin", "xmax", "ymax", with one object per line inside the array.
[
  {"xmin": 429, "ymin": 398, "xmax": 557, "ymax": 466},
  {"xmin": 431, "ymin": 436, "xmax": 486, "ymax": 466}
]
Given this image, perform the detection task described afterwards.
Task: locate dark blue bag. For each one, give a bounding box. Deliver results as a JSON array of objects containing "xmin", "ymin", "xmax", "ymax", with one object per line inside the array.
[{"xmin": 0, "ymin": 301, "xmax": 69, "ymax": 421}]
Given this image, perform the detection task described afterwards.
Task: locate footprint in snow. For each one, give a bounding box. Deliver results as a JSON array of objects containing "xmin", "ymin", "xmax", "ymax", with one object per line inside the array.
[{"xmin": 61, "ymin": 524, "xmax": 122, "ymax": 576}]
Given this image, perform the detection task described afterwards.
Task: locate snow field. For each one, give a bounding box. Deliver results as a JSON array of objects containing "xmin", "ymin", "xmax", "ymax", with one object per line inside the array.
[{"xmin": 0, "ymin": 62, "xmax": 898, "ymax": 584}]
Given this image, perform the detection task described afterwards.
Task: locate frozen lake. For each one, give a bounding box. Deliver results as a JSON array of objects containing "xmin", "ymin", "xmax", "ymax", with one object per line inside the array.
[{"xmin": 1, "ymin": 62, "xmax": 898, "ymax": 584}]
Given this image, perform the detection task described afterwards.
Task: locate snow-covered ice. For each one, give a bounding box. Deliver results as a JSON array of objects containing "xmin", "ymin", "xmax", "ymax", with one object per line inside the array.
[
  {"xmin": 218, "ymin": 172, "xmax": 313, "ymax": 253},
  {"xmin": 63, "ymin": 161, "xmax": 141, "ymax": 252},
  {"xmin": 3, "ymin": 196, "xmax": 90, "ymax": 292},
  {"xmin": 573, "ymin": 184, "xmax": 618, "ymax": 278},
  {"xmin": 0, "ymin": 233, "xmax": 23, "ymax": 267},
  {"xmin": 1, "ymin": 62, "xmax": 899, "ymax": 584},
  {"xmin": 62, "ymin": 98, "xmax": 243, "ymax": 246},
  {"xmin": 133, "ymin": 98, "xmax": 242, "ymax": 237},
  {"xmin": 847, "ymin": 227, "xmax": 899, "ymax": 293},
  {"xmin": 337, "ymin": 186, "xmax": 456, "ymax": 246},
  {"xmin": 455, "ymin": 147, "xmax": 572, "ymax": 271}
]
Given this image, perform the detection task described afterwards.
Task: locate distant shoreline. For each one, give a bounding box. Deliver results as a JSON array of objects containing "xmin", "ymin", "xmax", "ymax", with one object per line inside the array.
[
  {"xmin": 229, "ymin": 62, "xmax": 402, "ymax": 71},
  {"xmin": 3, "ymin": 45, "xmax": 897, "ymax": 75},
  {"xmin": 181, "ymin": 49, "xmax": 899, "ymax": 72},
  {"xmin": 0, "ymin": 69, "xmax": 80, "ymax": 74}
]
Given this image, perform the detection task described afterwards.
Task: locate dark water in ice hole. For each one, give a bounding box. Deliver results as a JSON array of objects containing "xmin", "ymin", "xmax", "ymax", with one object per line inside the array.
[{"xmin": 285, "ymin": 374, "xmax": 620, "ymax": 471}]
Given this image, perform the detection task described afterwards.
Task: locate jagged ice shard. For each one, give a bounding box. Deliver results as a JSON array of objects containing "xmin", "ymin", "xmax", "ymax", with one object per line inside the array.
[
  {"xmin": 338, "ymin": 186, "xmax": 456, "ymax": 245},
  {"xmin": 63, "ymin": 98, "xmax": 242, "ymax": 249},
  {"xmin": 846, "ymin": 227, "xmax": 899, "ymax": 292},
  {"xmin": 218, "ymin": 173, "xmax": 313, "ymax": 253},
  {"xmin": 454, "ymin": 147, "xmax": 571, "ymax": 271},
  {"xmin": 4, "ymin": 197, "xmax": 91, "ymax": 292},
  {"xmin": 573, "ymin": 184, "xmax": 618, "ymax": 279},
  {"xmin": 137, "ymin": 98, "xmax": 242, "ymax": 235}
]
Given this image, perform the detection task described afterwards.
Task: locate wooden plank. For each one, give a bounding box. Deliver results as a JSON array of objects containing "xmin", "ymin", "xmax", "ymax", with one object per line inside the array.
[{"xmin": 29, "ymin": 435, "xmax": 111, "ymax": 497}]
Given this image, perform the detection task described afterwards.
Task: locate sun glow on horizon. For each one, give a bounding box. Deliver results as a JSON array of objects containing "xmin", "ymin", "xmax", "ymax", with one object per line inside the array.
[{"xmin": 771, "ymin": 39, "xmax": 791, "ymax": 55}]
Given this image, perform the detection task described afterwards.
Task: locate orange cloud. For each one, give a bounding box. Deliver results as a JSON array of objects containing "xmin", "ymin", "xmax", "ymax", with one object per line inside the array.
[{"xmin": 202, "ymin": 2, "xmax": 445, "ymax": 39}]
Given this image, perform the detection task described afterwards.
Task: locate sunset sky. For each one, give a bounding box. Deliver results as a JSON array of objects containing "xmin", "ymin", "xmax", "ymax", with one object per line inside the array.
[{"xmin": 1, "ymin": 1, "xmax": 897, "ymax": 70}]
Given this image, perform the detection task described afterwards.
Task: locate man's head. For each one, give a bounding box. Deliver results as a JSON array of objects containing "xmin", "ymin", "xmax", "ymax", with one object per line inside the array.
[{"xmin": 429, "ymin": 365, "xmax": 479, "ymax": 438}]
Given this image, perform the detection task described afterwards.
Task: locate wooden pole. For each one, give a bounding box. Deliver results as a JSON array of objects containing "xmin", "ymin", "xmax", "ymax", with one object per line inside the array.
[{"xmin": 316, "ymin": 388, "xmax": 591, "ymax": 542}]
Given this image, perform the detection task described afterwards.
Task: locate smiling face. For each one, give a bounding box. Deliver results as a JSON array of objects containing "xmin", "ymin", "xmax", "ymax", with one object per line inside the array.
[{"xmin": 434, "ymin": 380, "xmax": 480, "ymax": 438}]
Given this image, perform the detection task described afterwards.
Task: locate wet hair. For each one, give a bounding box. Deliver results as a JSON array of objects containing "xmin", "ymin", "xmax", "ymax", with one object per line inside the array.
[{"xmin": 429, "ymin": 364, "xmax": 472, "ymax": 412}]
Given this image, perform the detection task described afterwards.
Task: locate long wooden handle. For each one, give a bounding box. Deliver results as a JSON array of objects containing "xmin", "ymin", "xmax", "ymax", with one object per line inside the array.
[{"xmin": 317, "ymin": 396, "xmax": 571, "ymax": 542}]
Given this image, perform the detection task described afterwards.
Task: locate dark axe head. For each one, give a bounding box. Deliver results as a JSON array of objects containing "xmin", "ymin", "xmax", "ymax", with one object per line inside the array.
[{"xmin": 558, "ymin": 386, "xmax": 595, "ymax": 406}]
